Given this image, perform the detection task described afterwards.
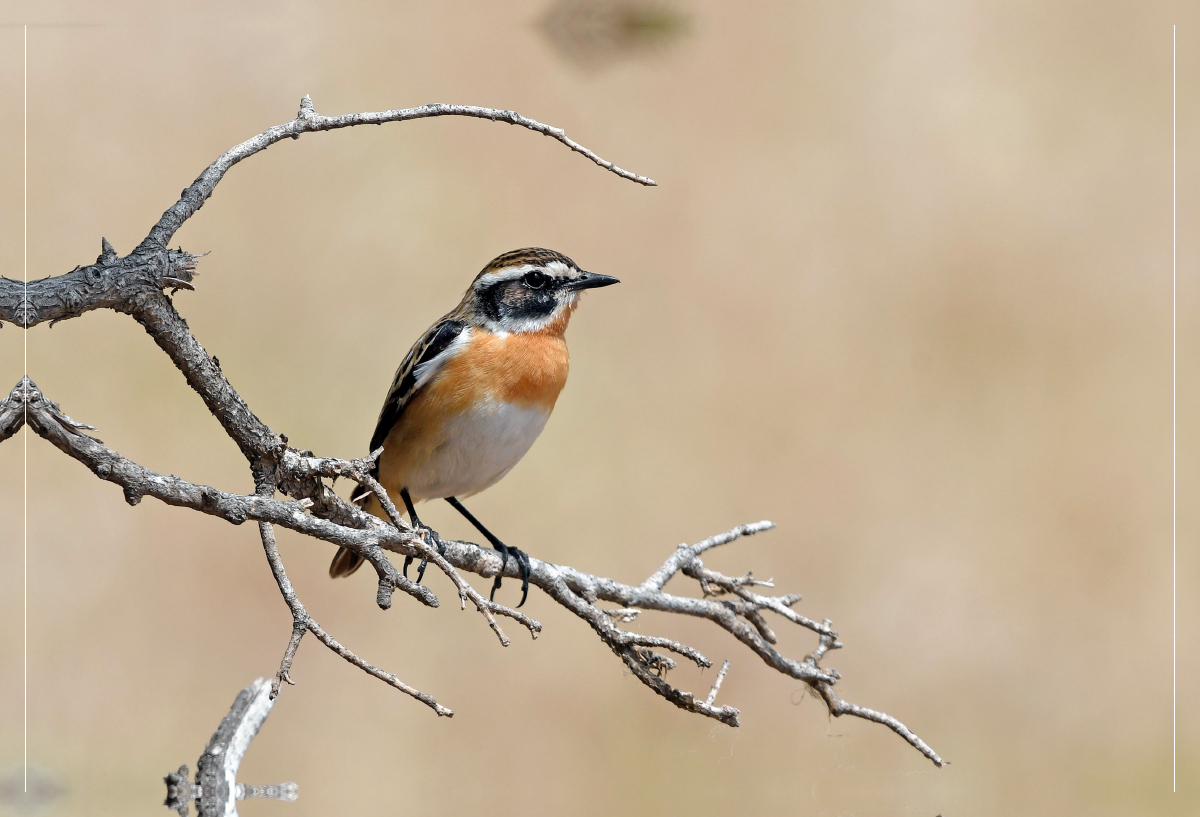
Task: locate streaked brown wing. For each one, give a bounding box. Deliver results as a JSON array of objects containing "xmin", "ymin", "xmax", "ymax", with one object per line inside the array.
[{"xmin": 350, "ymin": 317, "xmax": 467, "ymax": 505}]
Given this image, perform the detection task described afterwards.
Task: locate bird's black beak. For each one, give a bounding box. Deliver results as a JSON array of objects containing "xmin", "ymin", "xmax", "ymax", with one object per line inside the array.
[{"xmin": 565, "ymin": 271, "xmax": 620, "ymax": 291}]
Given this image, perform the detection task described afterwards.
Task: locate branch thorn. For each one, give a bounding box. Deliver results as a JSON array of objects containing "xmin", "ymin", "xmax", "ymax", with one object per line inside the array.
[{"xmin": 98, "ymin": 237, "xmax": 118, "ymax": 265}]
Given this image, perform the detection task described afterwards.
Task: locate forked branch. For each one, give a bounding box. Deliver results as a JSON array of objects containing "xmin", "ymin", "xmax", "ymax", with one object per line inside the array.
[{"xmin": 5, "ymin": 375, "xmax": 942, "ymax": 766}]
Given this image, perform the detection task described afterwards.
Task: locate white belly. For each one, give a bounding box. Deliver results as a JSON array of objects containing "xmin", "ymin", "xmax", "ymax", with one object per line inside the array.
[{"xmin": 405, "ymin": 399, "xmax": 550, "ymax": 501}]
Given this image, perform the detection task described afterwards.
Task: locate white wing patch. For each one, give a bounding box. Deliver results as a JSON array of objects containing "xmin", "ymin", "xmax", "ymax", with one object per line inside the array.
[{"xmin": 412, "ymin": 326, "xmax": 472, "ymax": 391}]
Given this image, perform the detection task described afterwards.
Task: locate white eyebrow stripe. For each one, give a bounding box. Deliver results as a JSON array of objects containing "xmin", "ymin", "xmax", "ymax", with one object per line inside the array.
[
  {"xmin": 476, "ymin": 264, "xmax": 538, "ymax": 285},
  {"xmin": 475, "ymin": 259, "xmax": 578, "ymax": 287}
]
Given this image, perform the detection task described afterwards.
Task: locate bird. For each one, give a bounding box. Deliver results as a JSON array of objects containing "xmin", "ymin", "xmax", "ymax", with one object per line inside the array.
[{"xmin": 328, "ymin": 248, "xmax": 619, "ymax": 607}]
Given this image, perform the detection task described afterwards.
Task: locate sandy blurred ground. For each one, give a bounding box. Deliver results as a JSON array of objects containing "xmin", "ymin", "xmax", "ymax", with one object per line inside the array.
[{"xmin": 0, "ymin": 1, "xmax": 1195, "ymax": 814}]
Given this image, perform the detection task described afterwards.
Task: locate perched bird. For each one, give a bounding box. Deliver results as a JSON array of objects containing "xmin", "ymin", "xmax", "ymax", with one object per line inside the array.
[{"xmin": 329, "ymin": 248, "xmax": 619, "ymax": 606}]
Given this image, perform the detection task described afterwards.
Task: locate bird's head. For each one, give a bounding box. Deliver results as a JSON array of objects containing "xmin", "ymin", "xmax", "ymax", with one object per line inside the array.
[{"xmin": 465, "ymin": 248, "xmax": 619, "ymax": 334}]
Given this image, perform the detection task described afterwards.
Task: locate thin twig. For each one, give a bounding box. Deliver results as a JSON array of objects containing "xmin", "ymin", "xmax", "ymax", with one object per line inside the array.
[
  {"xmin": 640, "ymin": 521, "xmax": 776, "ymax": 593},
  {"xmin": 142, "ymin": 95, "xmax": 655, "ymax": 253},
  {"xmin": 259, "ymin": 519, "xmax": 450, "ymax": 717},
  {"xmin": 305, "ymin": 618, "xmax": 452, "ymax": 717},
  {"xmin": 705, "ymin": 660, "xmax": 731, "ymax": 706},
  {"xmin": 286, "ymin": 447, "xmax": 542, "ymax": 644}
]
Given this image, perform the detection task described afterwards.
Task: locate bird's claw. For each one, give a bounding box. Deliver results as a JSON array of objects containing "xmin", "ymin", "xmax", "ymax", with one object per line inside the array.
[
  {"xmin": 489, "ymin": 544, "xmax": 532, "ymax": 608},
  {"xmin": 405, "ymin": 523, "xmax": 445, "ymax": 585}
]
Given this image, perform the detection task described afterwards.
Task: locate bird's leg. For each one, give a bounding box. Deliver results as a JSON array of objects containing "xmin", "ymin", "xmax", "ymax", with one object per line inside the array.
[
  {"xmin": 444, "ymin": 496, "xmax": 531, "ymax": 607},
  {"xmin": 400, "ymin": 487, "xmax": 443, "ymax": 585}
]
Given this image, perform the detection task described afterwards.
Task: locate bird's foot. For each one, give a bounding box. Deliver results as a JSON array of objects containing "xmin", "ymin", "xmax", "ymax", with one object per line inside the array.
[
  {"xmin": 404, "ymin": 523, "xmax": 446, "ymax": 585},
  {"xmin": 489, "ymin": 543, "xmax": 532, "ymax": 608}
]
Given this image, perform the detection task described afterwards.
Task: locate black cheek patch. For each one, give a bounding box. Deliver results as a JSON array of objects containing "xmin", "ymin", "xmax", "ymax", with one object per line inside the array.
[
  {"xmin": 485, "ymin": 282, "xmax": 557, "ymax": 323},
  {"xmin": 479, "ymin": 281, "xmax": 507, "ymax": 322}
]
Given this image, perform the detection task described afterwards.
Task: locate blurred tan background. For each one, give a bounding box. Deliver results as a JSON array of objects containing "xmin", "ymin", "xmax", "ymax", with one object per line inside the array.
[{"xmin": 0, "ymin": 1, "xmax": 1195, "ymax": 814}]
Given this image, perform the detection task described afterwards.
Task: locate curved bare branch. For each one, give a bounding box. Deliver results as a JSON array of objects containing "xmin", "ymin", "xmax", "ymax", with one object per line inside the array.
[
  {"xmin": 0, "ymin": 97, "xmax": 654, "ymax": 330},
  {"xmin": 143, "ymin": 96, "xmax": 655, "ymax": 253}
]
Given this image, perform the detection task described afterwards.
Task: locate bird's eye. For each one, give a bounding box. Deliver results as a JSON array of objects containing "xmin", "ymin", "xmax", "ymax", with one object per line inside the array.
[{"xmin": 523, "ymin": 271, "xmax": 548, "ymax": 289}]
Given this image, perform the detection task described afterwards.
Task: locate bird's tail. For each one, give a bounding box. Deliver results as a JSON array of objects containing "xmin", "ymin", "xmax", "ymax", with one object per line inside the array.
[
  {"xmin": 328, "ymin": 488, "xmax": 378, "ymax": 578},
  {"xmin": 328, "ymin": 546, "xmax": 364, "ymax": 578}
]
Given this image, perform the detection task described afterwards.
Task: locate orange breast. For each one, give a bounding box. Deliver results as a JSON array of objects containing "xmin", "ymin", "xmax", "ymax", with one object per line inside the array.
[
  {"xmin": 375, "ymin": 327, "xmax": 570, "ymax": 502},
  {"xmin": 441, "ymin": 329, "xmax": 571, "ymax": 410}
]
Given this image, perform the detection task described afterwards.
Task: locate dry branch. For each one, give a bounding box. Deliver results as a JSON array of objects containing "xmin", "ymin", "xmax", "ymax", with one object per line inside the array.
[
  {"xmin": 0, "ymin": 97, "xmax": 943, "ymax": 770},
  {"xmin": 5, "ymin": 373, "xmax": 942, "ymax": 766},
  {"xmin": 164, "ymin": 678, "xmax": 298, "ymax": 817}
]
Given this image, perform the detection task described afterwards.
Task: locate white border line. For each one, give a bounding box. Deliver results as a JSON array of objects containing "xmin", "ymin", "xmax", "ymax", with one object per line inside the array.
[
  {"xmin": 22, "ymin": 21, "xmax": 28, "ymax": 795},
  {"xmin": 1172, "ymin": 22, "xmax": 1177, "ymax": 795}
]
